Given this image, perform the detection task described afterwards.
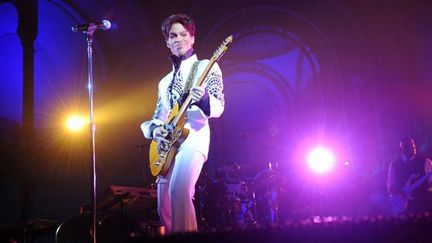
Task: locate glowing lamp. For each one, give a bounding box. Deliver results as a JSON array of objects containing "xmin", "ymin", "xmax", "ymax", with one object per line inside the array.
[
  {"xmin": 307, "ymin": 146, "xmax": 335, "ymax": 174},
  {"xmin": 66, "ymin": 115, "xmax": 87, "ymax": 132}
]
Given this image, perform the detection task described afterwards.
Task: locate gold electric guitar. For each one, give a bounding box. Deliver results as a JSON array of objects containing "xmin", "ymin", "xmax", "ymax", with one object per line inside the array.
[{"xmin": 148, "ymin": 35, "xmax": 233, "ymax": 176}]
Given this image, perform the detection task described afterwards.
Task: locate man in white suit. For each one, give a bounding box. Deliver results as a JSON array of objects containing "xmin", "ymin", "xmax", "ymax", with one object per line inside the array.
[{"xmin": 141, "ymin": 13, "xmax": 224, "ymax": 233}]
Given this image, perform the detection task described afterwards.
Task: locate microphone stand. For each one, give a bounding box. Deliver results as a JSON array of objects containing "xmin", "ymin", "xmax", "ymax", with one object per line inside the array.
[{"xmin": 85, "ymin": 30, "xmax": 97, "ymax": 243}]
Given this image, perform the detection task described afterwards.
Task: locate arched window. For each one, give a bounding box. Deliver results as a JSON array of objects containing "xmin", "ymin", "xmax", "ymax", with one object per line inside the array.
[
  {"xmin": 0, "ymin": 2, "xmax": 22, "ymax": 122},
  {"xmin": 200, "ymin": 7, "xmax": 324, "ymax": 165}
]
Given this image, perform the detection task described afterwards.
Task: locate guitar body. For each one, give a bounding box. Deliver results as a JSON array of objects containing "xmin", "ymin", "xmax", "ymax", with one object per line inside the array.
[
  {"xmin": 149, "ymin": 125, "xmax": 189, "ymax": 177},
  {"xmin": 389, "ymin": 194, "xmax": 408, "ymax": 215}
]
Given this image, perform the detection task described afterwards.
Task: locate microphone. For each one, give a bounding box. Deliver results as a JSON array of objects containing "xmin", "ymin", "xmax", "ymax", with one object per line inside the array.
[{"xmin": 71, "ymin": 19, "xmax": 111, "ymax": 32}]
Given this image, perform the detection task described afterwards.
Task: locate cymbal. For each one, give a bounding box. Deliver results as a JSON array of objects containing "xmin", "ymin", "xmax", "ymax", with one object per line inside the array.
[
  {"xmin": 215, "ymin": 164, "xmax": 259, "ymax": 184},
  {"xmin": 217, "ymin": 163, "xmax": 257, "ymax": 173}
]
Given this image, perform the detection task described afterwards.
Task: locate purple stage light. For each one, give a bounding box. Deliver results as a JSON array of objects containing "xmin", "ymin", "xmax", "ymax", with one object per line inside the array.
[{"xmin": 306, "ymin": 146, "xmax": 336, "ymax": 174}]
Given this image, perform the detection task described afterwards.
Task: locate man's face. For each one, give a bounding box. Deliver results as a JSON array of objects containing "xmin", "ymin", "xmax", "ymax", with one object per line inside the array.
[
  {"xmin": 166, "ymin": 23, "xmax": 195, "ymax": 57},
  {"xmin": 401, "ymin": 139, "xmax": 416, "ymax": 160}
]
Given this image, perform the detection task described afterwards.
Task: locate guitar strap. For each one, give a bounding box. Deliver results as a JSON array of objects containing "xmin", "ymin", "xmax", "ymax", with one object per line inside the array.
[
  {"xmin": 168, "ymin": 61, "xmax": 200, "ymax": 118},
  {"xmin": 183, "ymin": 61, "xmax": 201, "ymax": 97}
]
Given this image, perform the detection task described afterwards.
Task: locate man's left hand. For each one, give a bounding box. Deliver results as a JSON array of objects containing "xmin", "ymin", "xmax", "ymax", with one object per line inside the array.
[{"xmin": 190, "ymin": 86, "xmax": 206, "ymax": 102}]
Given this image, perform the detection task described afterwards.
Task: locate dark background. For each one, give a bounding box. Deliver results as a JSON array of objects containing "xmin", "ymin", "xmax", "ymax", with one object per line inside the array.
[{"xmin": 1, "ymin": 0, "xmax": 432, "ymax": 230}]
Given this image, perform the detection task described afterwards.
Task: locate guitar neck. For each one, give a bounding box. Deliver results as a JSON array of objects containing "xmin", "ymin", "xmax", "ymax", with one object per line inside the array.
[
  {"xmin": 171, "ymin": 35, "xmax": 232, "ymax": 126},
  {"xmin": 405, "ymin": 172, "xmax": 432, "ymax": 193},
  {"xmin": 172, "ymin": 60, "xmax": 216, "ymax": 125}
]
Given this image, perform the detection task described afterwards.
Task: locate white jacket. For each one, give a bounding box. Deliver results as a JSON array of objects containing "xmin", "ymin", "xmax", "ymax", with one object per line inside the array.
[{"xmin": 141, "ymin": 54, "xmax": 224, "ymax": 159}]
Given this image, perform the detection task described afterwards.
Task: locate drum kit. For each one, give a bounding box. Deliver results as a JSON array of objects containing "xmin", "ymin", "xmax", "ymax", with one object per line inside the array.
[
  {"xmin": 56, "ymin": 164, "xmax": 281, "ymax": 241},
  {"xmin": 195, "ymin": 162, "xmax": 280, "ymax": 228}
]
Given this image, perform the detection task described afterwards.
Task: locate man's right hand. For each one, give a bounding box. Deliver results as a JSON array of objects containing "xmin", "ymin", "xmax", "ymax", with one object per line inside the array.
[{"xmin": 152, "ymin": 125, "xmax": 169, "ymax": 145}]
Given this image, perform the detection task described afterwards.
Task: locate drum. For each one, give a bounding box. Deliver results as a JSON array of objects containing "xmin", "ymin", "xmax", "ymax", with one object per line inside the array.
[
  {"xmin": 56, "ymin": 214, "xmax": 92, "ymax": 243},
  {"xmin": 56, "ymin": 213, "xmax": 145, "ymax": 243},
  {"xmin": 225, "ymin": 180, "xmax": 256, "ymax": 226},
  {"xmin": 98, "ymin": 214, "xmax": 144, "ymax": 241},
  {"xmin": 252, "ymin": 169, "xmax": 279, "ymax": 224}
]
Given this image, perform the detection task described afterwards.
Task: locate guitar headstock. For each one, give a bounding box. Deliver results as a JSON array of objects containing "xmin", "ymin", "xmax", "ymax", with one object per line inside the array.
[{"xmin": 211, "ymin": 35, "xmax": 233, "ymax": 62}]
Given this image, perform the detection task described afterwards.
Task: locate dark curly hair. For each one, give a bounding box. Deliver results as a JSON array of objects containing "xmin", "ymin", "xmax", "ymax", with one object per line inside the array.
[{"xmin": 161, "ymin": 14, "xmax": 195, "ymax": 40}]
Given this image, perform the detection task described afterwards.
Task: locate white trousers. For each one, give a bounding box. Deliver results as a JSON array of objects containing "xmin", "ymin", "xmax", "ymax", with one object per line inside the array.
[{"xmin": 157, "ymin": 149, "xmax": 205, "ymax": 233}]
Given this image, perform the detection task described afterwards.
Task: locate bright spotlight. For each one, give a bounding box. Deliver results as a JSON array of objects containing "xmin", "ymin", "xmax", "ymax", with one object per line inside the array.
[
  {"xmin": 66, "ymin": 115, "xmax": 87, "ymax": 132},
  {"xmin": 307, "ymin": 146, "xmax": 335, "ymax": 174}
]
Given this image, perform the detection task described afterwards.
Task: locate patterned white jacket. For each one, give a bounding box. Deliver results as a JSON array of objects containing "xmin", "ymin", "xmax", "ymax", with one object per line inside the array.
[{"xmin": 141, "ymin": 54, "xmax": 224, "ymax": 159}]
